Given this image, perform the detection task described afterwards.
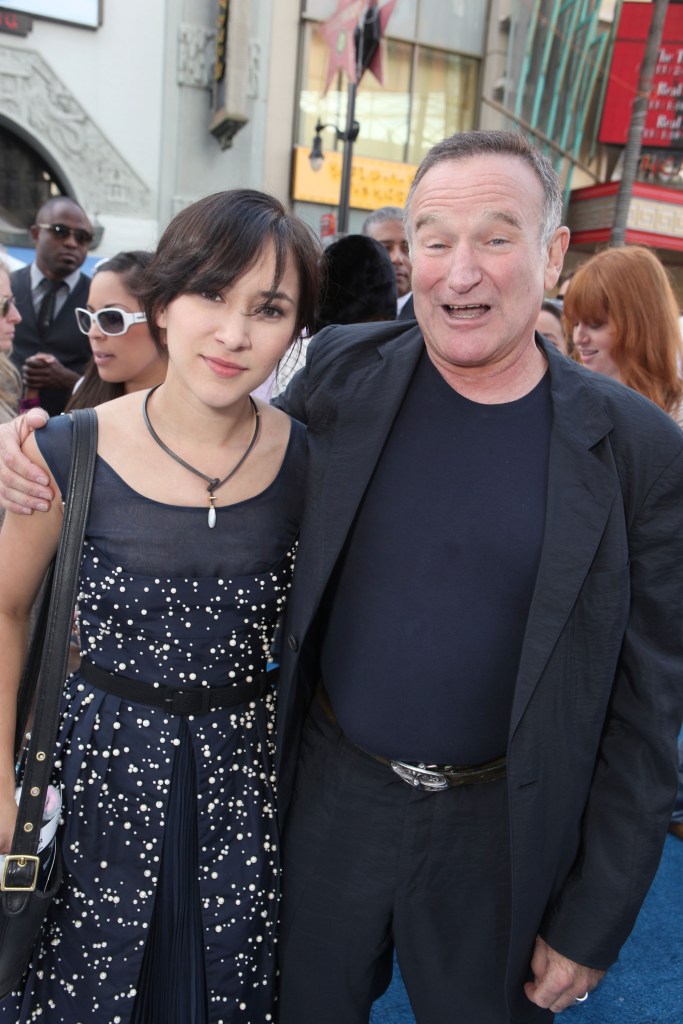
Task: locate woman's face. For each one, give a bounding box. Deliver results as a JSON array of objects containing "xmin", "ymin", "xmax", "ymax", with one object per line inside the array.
[
  {"xmin": 0, "ymin": 269, "xmax": 21, "ymax": 354},
  {"xmin": 157, "ymin": 245, "xmax": 300, "ymax": 408},
  {"xmin": 572, "ymin": 316, "xmax": 620, "ymax": 380},
  {"xmin": 85, "ymin": 271, "xmax": 165, "ymax": 392},
  {"xmin": 535, "ymin": 310, "xmax": 567, "ymax": 354}
]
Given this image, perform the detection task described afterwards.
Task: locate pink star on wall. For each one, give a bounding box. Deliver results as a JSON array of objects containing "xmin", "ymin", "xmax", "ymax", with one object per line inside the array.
[{"xmin": 319, "ymin": 0, "xmax": 396, "ymax": 94}]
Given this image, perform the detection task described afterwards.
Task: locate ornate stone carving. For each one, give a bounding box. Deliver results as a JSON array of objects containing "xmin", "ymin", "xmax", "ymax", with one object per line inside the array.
[
  {"xmin": 0, "ymin": 44, "xmax": 152, "ymax": 217},
  {"xmin": 247, "ymin": 39, "xmax": 261, "ymax": 100},
  {"xmin": 178, "ymin": 23, "xmax": 215, "ymax": 89}
]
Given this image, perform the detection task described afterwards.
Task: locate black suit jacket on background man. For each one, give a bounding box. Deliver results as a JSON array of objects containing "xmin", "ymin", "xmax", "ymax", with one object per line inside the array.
[
  {"xmin": 397, "ymin": 293, "xmax": 414, "ymax": 320},
  {"xmin": 10, "ymin": 265, "xmax": 92, "ymax": 415},
  {"xmin": 275, "ymin": 324, "xmax": 683, "ymax": 1020}
]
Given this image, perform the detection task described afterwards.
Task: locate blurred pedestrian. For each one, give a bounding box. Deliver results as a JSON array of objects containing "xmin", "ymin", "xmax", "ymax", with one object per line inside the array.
[
  {"xmin": 362, "ymin": 206, "xmax": 414, "ymax": 318},
  {"xmin": 10, "ymin": 197, "xmax": 93, "ymax": 415},
  {"xmin": 66, "ymin": 250, "xmax": 166, "ymax": 410},
  {"xmin": 565, "ymin": 245, "xmax": 683, "ymax": 425},
  {"xmin": 0, "ymin": 262, "xmax": 22, "ymax": 425},
  {"xmin": 275, "ymin": 233, "xmax": 396, "ymax": 395},
  {"xmin": 536, "ymin": 298, "xmax": 569, "ymax": 355},
  {"xmin": 315, "ymin": 234, "xmax": 396, "ymax": 331},
  {"xmin": 555, "ymin": 270, "xmax": 574, "ymax": 301}
]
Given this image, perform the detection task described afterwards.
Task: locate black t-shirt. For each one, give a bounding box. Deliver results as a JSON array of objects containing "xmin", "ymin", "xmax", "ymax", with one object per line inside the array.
[{"xmin": 321, "ymin": 350, "xmax": 552, "ymax": 764}]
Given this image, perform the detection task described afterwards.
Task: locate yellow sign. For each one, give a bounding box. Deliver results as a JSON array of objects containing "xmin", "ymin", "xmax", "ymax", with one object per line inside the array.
[{"xmin": 292, "ymin": 146, "xmax": 417, "ymax": 212}]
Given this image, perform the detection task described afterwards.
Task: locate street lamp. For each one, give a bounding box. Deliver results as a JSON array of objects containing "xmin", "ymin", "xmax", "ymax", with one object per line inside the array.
[
  {"xmin": 308, "ymin": 1, "xmax": 383, "ymax": 235},
  {"xmin": 308, "ymin": 111, "xmax": 360, "ymax": 235},
  {"xmin": 308, "ymin": 118, "xmax": 360, "ymax": 172}
]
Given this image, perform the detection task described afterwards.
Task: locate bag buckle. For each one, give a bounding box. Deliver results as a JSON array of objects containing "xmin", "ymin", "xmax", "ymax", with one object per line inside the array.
[{"xmin": 1, "ymin": 854, "xmax": 40, "ymax": 892}]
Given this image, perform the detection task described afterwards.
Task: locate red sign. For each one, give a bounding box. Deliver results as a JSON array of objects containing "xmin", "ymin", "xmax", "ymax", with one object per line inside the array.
[
  {"xmin": 320, "ymin": 212, "xmax": 336, "ymax": 237},
  {"xmin": 600, "ymin": 3, "xmax": 683, "ymax": 149},
  {"xmin": 0, "ymin": 9, "xmax": 32, "ymax": 35}
]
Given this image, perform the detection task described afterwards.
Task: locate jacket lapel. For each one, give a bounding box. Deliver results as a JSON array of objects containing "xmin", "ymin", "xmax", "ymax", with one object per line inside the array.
[
  {"xmin": 510, "ymin": 347, "xmax": 619, "ymax": 735},
  {"xmin": 294, "ymin": 329, "xmax": 424, "ymax": 630},
  {"xmin": 14, "ymin": 266, "xmax": 38, "ymax": 331},
  {"xmin": 290, "ymin": 332, "xmax": 621, "ymax": 737}
]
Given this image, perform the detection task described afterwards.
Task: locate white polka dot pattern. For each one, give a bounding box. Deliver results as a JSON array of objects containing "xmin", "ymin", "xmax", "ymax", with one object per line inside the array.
[{"xmin": 2, "ymin": 539, "xmax": 296, "ymax": 1023}]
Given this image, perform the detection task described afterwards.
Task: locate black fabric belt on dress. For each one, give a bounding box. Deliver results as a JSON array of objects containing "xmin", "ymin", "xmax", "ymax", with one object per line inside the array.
[
  {"xmin": 316, "ymin": 682, "xmax": 506, "ymax": 790},
  {"xmin": 80, "ymin": 657, "xmax": 273, "ymax": 717}
]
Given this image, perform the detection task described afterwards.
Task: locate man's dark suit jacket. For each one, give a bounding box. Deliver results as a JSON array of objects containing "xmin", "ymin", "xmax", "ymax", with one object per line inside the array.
[
  {"xmin": 274, "ymin": 323, "xmax": 683, "ymax": 1021},
  {"xmin": 397, "ymin": 293, "xmax": 414, "ymax": 320},
  {"xmin": 10, "ymin": 265, "xmax": 92, "ymax": 415}
]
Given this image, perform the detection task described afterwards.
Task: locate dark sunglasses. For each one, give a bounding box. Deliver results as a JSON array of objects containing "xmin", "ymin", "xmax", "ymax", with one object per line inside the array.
[
  {"xmin": 75, "ymin": 306, "xmax": 147, "ymax": 336},
  {"xmin": 1, "ymin": 296, "xmax": 17, "ymax": 318},
  {"xmin": 36, "ymin": 223, "xmax": 94, "ymax": 246}
]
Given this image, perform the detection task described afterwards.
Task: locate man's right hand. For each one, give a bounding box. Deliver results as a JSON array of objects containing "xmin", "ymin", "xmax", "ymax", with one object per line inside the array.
[
  {"xmin": 22, "ymin": 353, "xmax": 79, "ymax": 392},
  {"xmin": 0, "ymin": 409, "xmax": 54, "ymax": 514}
]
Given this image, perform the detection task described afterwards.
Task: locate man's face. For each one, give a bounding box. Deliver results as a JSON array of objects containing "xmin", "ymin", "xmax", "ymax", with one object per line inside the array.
[
  {"xmin": 408, "ymin": 154, "xmax": 568, "ymax": 382},
  {"xmin": 364, "ymin": 218, "xmax": 412, "ymax": 297},
  {"xmin": 31, "ymin": 200, "xmax": 93, "ymax": 280}
]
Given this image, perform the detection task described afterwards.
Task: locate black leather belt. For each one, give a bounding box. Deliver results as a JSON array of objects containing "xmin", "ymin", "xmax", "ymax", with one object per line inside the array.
[
  {"xmin": 316, "ymin": 683, "xmax": 506, "ymax": 792},
  {"xmin": 81, "ymin": 657, "xmax": 274, "ymax": 717}
]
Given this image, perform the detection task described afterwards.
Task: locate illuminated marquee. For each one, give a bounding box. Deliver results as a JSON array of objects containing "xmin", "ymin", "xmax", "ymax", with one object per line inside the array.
[
  {"xmin": 292, "ymin": 145, "xmax": 416, "ymax": 211},
  {"xmin": 600, "ymin": 2, "xmax": 683, "ymax": 149}
]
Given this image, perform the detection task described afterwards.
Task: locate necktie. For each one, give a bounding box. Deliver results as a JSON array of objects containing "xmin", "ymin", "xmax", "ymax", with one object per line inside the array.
[{"xmin": 37, "ymin": 280, "xmax": 63, "ymax": 336}]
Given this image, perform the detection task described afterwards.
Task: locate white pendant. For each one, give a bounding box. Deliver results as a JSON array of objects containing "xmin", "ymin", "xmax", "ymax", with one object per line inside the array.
[{"xmin": 208, "ymin": 505, "xmax": 217, "ymax": 529}]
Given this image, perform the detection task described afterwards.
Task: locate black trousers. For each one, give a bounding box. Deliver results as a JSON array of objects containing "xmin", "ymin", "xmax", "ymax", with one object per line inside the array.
[{"xmin": 278, "ymin": 700, "xmax": 521, "ymax": 1024}]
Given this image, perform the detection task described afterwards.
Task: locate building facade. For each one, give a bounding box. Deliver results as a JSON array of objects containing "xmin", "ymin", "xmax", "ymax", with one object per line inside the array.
[
  {"xmin": 0, "ymin": 0, "xmax": 508, "ymax": 259},
  {"xmin": 6, "ymin": 0, "xmax": 677, "ymax": 292},
  {"xmin": 0, "ymin": 0, "xmax": 293, "ymax": 259}
]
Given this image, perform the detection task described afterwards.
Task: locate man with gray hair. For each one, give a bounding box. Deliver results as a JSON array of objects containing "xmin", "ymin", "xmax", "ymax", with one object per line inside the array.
[
  {"xmin": 362, "ymin": 205, "xmax": 414, "ymax": 318},
  {"xmin": 273, "ymin": 130, "xmax": 683, "ymax": 1021}
]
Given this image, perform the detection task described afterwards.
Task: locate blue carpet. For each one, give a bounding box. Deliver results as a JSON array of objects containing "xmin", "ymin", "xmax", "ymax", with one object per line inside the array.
[{"xmin": 370, "ymin": 833, "xmax": 683, "ymax": 1023}]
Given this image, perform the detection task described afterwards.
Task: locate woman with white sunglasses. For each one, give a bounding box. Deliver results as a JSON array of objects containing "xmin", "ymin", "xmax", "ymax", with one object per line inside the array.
[{"xmin": 67, "ymin": 250, "xmax": 167, "ymax": 410}]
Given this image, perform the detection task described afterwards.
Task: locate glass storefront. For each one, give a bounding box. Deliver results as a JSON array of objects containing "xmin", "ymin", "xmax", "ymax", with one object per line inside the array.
[{"xmin": 297, "ymin": 1, "xmax": 483, "ymax": 165}]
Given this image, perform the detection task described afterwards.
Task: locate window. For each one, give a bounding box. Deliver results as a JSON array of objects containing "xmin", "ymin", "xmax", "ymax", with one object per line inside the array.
[
  {"xmin": 0, "ymin": 126, "xmax": 67, "ymax": 234},
  {"xmin": 297, "ymin": 21, "xmax": 479, "ymax": 165}
]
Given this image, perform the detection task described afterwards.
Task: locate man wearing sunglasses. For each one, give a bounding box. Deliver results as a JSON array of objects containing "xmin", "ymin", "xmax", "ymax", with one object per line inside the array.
[{"xmin": 10, "ymin": 196, "xmax": 93, "ymax": 415}]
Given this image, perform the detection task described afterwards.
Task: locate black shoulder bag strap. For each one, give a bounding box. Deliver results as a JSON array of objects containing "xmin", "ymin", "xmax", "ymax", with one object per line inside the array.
[{"xmin": 4, "ymin": 408, "xmax": 98, "ymax": 912}]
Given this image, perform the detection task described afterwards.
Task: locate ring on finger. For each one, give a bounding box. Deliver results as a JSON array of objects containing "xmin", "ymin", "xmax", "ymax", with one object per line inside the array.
[{"xmin": 574, "ymin": 992, "xmax": 589, "ymax": 1003}]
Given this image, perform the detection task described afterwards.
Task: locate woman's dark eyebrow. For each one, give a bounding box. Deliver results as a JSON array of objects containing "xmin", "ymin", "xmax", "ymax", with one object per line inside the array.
[{"xmin": 258, "ymin": 290, "xmax": 295, "ymax": 304}]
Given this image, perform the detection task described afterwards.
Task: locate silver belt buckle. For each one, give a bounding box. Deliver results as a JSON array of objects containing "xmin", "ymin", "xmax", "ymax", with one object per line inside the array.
[{"xmin": 390, "ymin": 761, "xmax": 450, "ymax": 792}]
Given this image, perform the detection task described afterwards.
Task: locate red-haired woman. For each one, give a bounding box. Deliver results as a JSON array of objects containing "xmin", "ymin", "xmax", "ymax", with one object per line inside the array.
[{"xmin": 564, "ymin": 245, "xmax": 683, "ymax": 425}]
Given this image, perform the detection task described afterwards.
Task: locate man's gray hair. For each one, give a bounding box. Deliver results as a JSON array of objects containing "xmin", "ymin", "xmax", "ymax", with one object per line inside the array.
[
  {"xmin": 404, "ymin": 130, "xmax": 564, "ymax": 250},
  {"xmin": 362, "ymin": 206, "xmax": 405, "ymax": 235}
]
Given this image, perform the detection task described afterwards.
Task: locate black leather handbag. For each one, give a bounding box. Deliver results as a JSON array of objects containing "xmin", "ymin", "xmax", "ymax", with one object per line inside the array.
[{"xmin": 0, "ymin": 408, "xmax": 97, "ymax": 998}]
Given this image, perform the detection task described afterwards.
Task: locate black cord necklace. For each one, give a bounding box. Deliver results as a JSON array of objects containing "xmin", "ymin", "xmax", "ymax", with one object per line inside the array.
[{"xmin": 142, "ymin": 384, "xmax": 260, "ymax": 529}]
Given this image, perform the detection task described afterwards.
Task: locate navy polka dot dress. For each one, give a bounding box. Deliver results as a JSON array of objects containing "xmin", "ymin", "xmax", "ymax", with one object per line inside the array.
[{"xmin": 1, "ymin": 413, "xmax": 306, "ymax": 1024}]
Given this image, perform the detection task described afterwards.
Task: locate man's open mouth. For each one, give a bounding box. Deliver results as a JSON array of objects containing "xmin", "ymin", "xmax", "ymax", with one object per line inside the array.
[{"xmin": 443, "ymin": 303, "xmax": 490, "ymax": 319}]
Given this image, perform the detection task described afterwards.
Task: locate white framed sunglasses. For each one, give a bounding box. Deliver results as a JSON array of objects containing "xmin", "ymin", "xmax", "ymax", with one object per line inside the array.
[{"xmin": 75, "ymin": 306, "xmax": 147, "ymax": 336}]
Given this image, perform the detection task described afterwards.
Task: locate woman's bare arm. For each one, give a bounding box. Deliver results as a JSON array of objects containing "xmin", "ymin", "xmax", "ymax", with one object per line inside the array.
[{"xmin": 0, "ymin": 433, "xmax": 62, "ymax": 850}]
